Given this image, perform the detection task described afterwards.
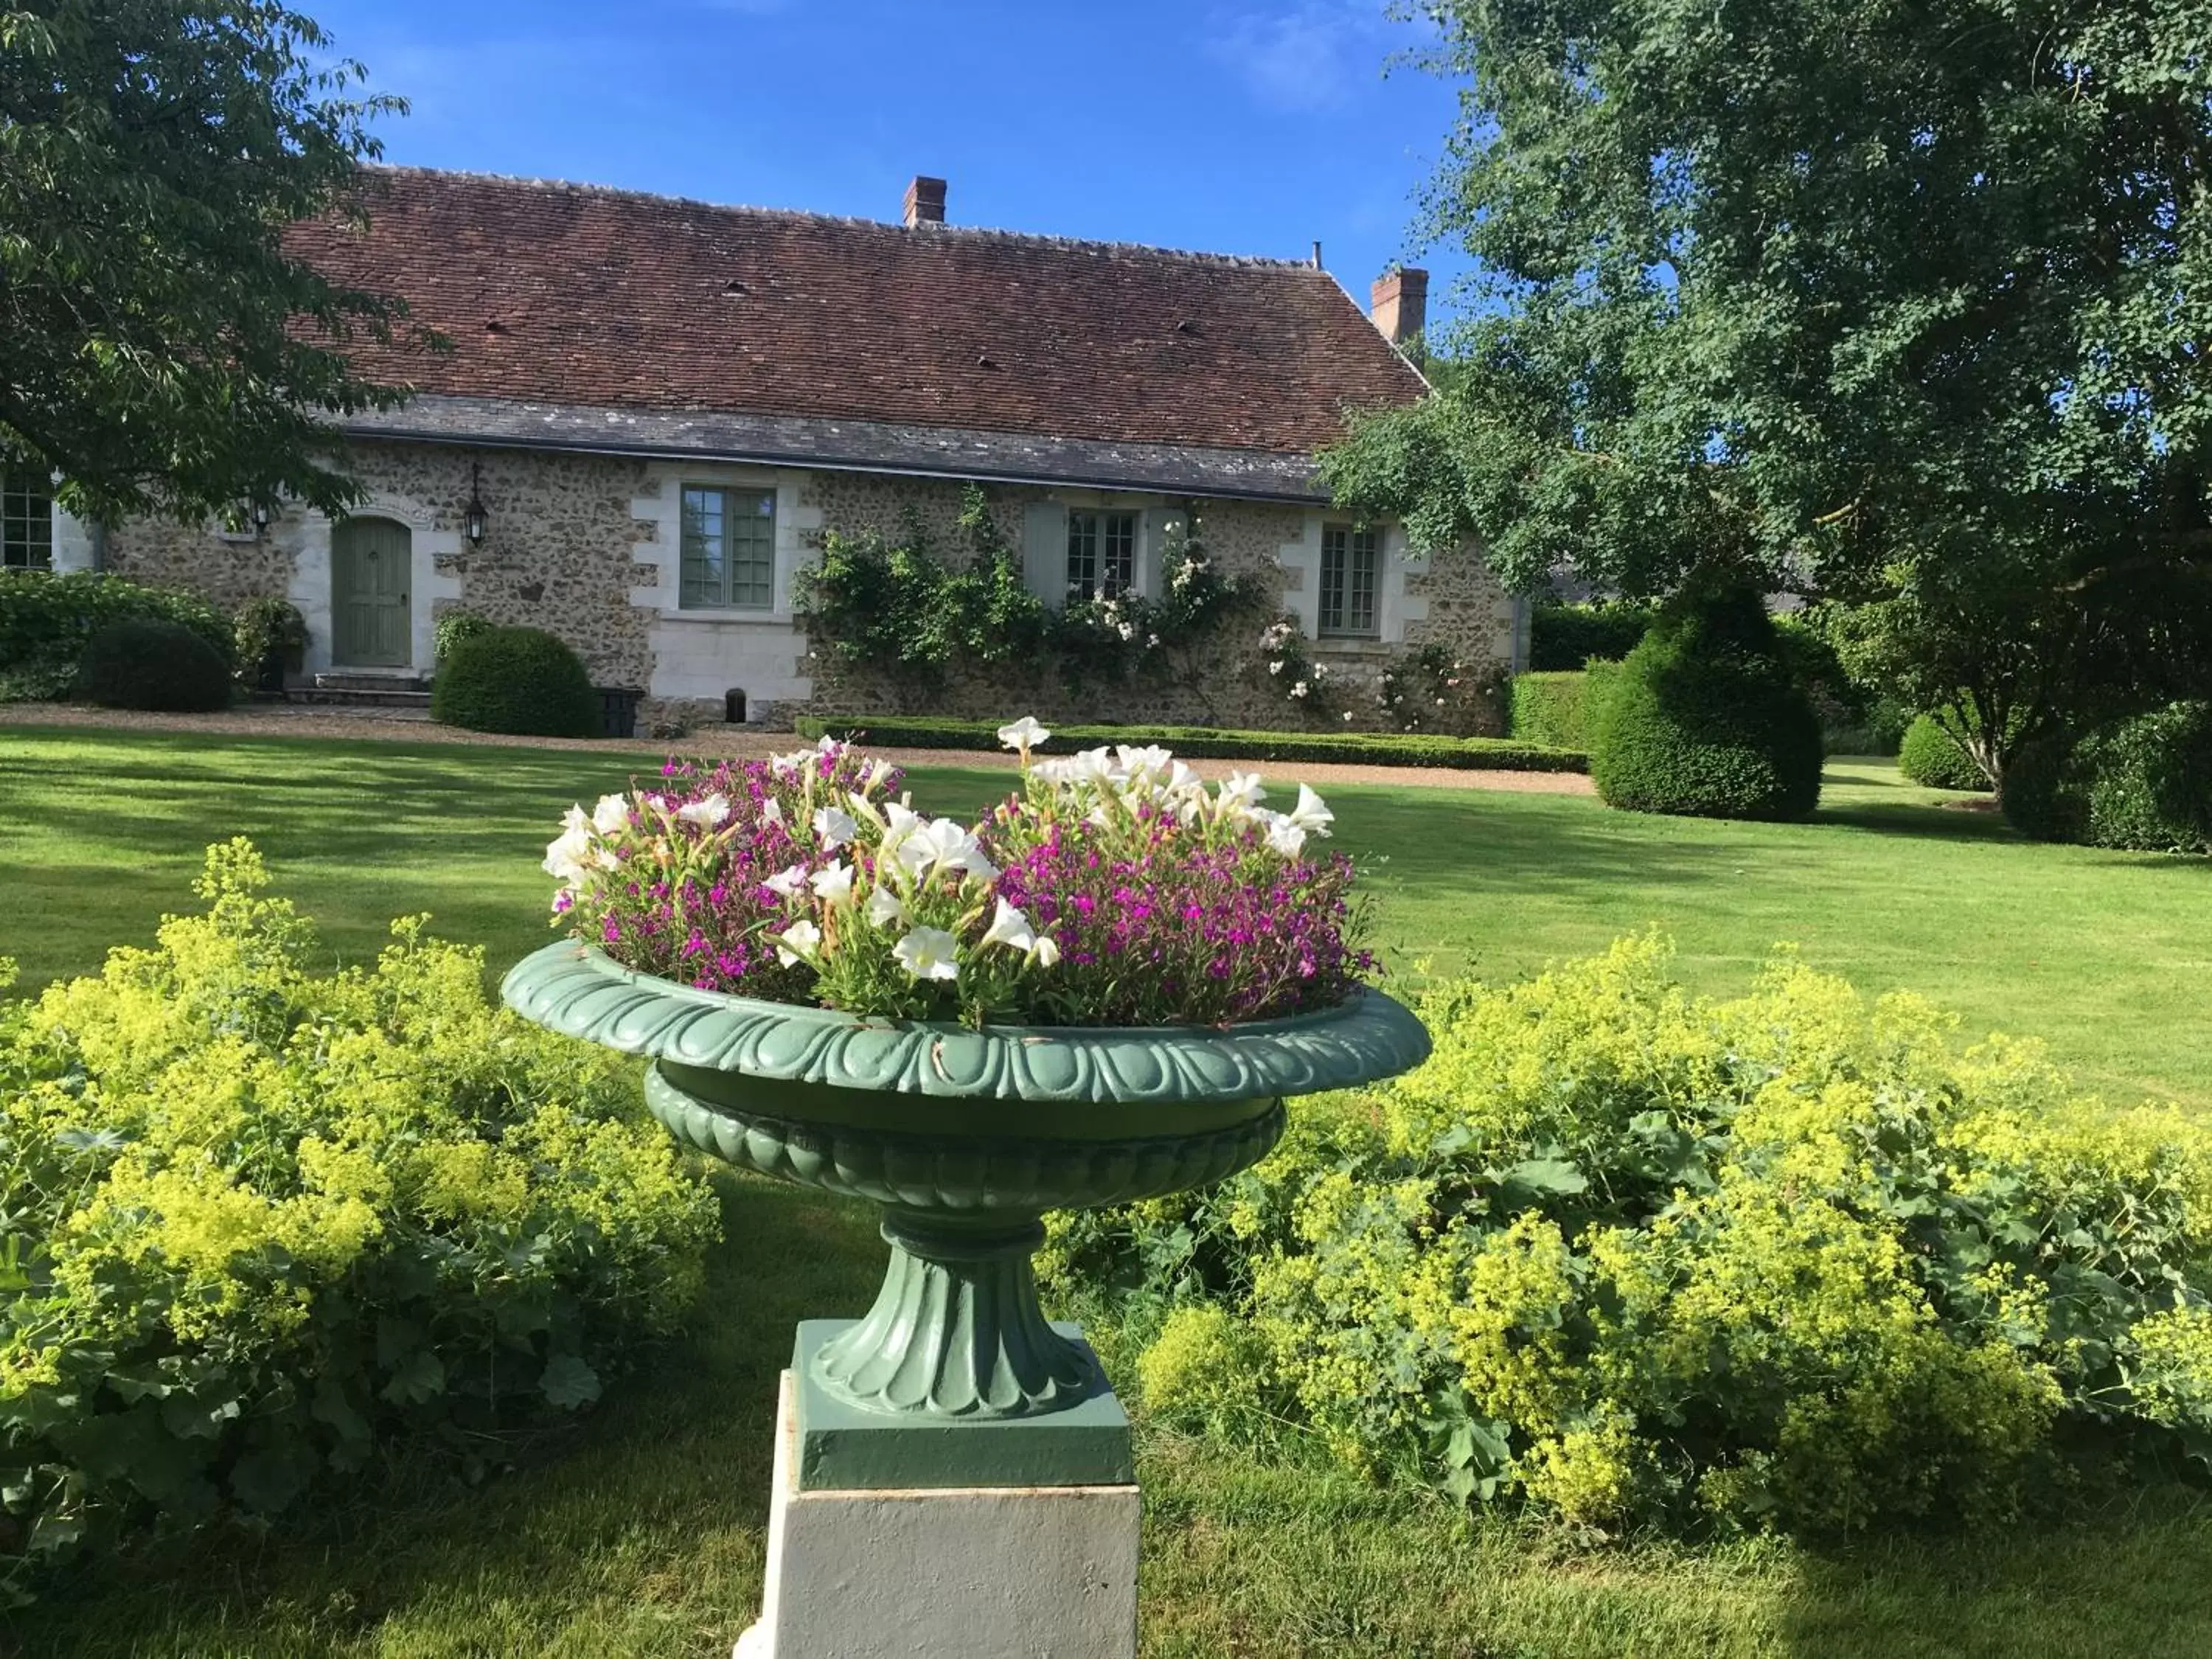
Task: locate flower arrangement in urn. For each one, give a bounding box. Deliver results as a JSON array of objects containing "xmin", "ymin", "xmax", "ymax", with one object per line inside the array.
[
  {"xmin": 541, "ymin": 716, "xmax": 1374, "ymax": 1029},
  {"xmin": 504, "ymin": 717, "xmax": 1425, "ymax": 1433}
]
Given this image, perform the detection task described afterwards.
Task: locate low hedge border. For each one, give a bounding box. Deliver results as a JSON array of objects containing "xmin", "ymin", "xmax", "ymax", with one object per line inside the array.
[{"xmin": 792, "ymin": 714, "xmax": 1589, "ymax": 773}]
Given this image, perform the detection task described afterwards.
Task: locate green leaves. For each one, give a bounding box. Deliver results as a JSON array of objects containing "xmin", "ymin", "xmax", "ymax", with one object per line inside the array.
[
  {"xmin": 0, "ymin": 2, "xmax": 438, "ymax": 522},
  {"xmin": 0, "ymin": 841, "xmax": 720, "ymax": 1599}
]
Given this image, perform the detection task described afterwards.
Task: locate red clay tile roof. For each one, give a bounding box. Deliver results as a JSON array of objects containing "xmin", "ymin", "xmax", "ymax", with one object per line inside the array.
[{"xmin": 290, "ymin": 168, "xmax": 1427, "ymax": 459}]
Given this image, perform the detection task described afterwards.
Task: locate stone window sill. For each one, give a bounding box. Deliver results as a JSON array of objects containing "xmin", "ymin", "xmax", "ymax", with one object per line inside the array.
[
  {"xmin": 1315, "ymin": 637, "xmax": 1394, "ymax": 658},
  {"xmin": 657, "ymin": 608, "xmax": 791, "ymax": 627}
]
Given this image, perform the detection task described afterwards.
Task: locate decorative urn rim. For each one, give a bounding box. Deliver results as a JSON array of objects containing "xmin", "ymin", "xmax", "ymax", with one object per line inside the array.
[{"xmin": 500, "ymin": 940, "xmax": 1430, "ymax": 1105}]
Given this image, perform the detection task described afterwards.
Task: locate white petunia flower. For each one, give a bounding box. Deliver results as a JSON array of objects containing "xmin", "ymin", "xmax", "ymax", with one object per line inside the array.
[
  {"xmin": 1031, "ymin": 935, "xmax": 1062, "ymax": 968},
  {"xmin": 865, "ymin": 887, "xmax": 908, "ymax": 930},
  {"xmin": 676, "ymin": 793, "xmax": 731, "ymax": 827},
  {"xmin": 896, "ymin": 817, "xmax": 998, "ymax": 883},
  {"xmin": 892, "ymin": 925, "xmax": 961, "ymax": 982},
  {"xmin": 763, "ymin": 863, "xmax": 809, "ymax": 897},
  {"xmin": 1219, "ymin": 771, "xmax": 1267, "ymax": 810},
  {"xmin": 996, "ymin": 715, "xmax": 1051, "ymax": 756},
  {"xmin": 813, "ymin": 805, "xmax": 859, "ymax": 848},
  {"xmin": 809, "ymin": 861, "xmax": 855, "ymax": 904},
  {"xmin": 1285, "ymin": 783, "xmax": 1335, "ymax": 837},
  {"xmin": 542, "ymin": 825, "xmax": 594, "ymax": 886},
  {"xmin": 1261, "ymin": 813, "xmax": 1308, "ymax": 859},
  {"xmin": 860, "ymin": 758, "xmax": 896, "ymax": 794},
  {"xmin": 761, "ymin": 798, "xmax": 784, "ymax": 826},
  {"xmin": 978, "ymin": 898, "xmax": 1036, "ymax": 953},
  {"xmin": 776, "ymin": 919, "xmax": 821, "ymax": 966},
  {"xmin": 591, "ymin": 793, "xmax": 630, "ymax": 835}
]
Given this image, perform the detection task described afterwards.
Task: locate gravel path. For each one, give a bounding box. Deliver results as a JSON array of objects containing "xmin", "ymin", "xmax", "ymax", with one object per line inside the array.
[{"xmin": 0, "ymin": 702, "xmax": 1595, "ymax": 796}]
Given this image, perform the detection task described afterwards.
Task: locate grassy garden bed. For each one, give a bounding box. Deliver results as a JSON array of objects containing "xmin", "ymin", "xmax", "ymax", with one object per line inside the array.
[{"xmin": 4, "ymin": 725, "xmax": 2211, "ymax": 1656}]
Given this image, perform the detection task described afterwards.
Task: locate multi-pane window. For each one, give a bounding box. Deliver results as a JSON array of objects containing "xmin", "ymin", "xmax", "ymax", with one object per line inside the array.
[
  {"xmin": 679, "ymin": 485, "xmax": 776, "ymax": 609},
  {"xmin": 1318, "ymin": 524, "xmax": 1380, "ymax": 637},
  {"xmin": 1065, "ymin": 510, "xmax": 1136, "ymax": 601},
  {"xmin": 1, "ymin": 473, "xmax": 53, "ymax": 571}
]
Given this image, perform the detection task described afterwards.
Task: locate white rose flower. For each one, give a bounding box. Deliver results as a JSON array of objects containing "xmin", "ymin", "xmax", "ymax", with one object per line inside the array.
[
  {"xmin": 591, "ymin": 793, "xmax": 630, "ymax": 835},
  {"xmin": 776, "ymin": 919, "xmax": 821, "ymax": 966},
  {"xmin": 813, "ymin": 805, "xmax": 859, "ymax": 848},
  {"xmin": 676, "ymin": 793, "xmax": 731, "ymax": 827},
  {"xmin": 865, "ymin": 887, "xmax": 908, "ymax": 930},
  {"xmin": 1290, "ymin": 681, "xmax": 1310, "ymax": 699},
  {"xmin": 892, "ymin": 925, "xmax": 961, "ymax": 982},
  {"xmin": 978, "ymin": 898, "xmax": 1036, "ymax": 953},
  {"xmin": 763, "ymin": 863, "xmax": 809, "ymax": 897},
  {"xmin": 809, "ymin": 861, "xmax": 855, "ymax": 904},
  {"xmin": 1268, "ymin": 660, "xmax": 1286, "ymax": 675}
]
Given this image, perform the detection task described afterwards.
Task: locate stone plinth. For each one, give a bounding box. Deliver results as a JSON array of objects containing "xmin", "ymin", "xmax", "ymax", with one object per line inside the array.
[{"xmin": 737, "ymin": 1355, "xmax": 1139, "ymax": 1659}]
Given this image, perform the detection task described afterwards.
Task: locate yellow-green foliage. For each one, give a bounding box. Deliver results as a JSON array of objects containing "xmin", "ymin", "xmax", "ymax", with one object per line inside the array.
[
  {"xmin": 1051, "ymin": 936, "xmax": 2212, "ymax": 1534},
  {"xmin": 0, "ymin": 841, "xmax": 719, "ymax": 1593}
]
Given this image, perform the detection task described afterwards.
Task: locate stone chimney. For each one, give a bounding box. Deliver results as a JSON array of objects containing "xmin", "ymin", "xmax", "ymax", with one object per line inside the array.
[
  {"xmin": 902, "ymin": 175, "xmax": 947, "ymax": 229},
  {"xmin": 1370, "ymin": 267, "xmax": 1428, "ymax": 347}
]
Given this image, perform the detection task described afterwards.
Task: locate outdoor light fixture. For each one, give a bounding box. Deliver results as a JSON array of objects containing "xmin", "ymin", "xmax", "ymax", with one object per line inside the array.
[{"xmin": 465, "ymin": 460, "xmax": 487, "ymax": 545}]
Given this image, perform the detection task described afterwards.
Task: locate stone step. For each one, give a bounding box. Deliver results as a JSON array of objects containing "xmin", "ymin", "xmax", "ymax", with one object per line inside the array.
[
  {"xmin": 314, "ymin": 671, "xmax": 431, "ymax": 693},
  {"xmin": 291, "ymin": 686, "xmax": 434, "ymax": 710}
]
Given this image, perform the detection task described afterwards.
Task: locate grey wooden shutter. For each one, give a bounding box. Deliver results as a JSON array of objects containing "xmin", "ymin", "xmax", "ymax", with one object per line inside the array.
[
  {"xmin": 1022, "ymin": 501, "xmax": 1067, "ymax": 608},
  {"xmin": 1141, "ymin": 507, "xmax": 1175, "ymax": 600}
]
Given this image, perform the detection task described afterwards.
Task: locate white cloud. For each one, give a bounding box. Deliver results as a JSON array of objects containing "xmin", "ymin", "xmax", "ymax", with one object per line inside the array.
[{"xmin": 1208, "ymin": 2, "xmax": 1393, "ymax": 112}]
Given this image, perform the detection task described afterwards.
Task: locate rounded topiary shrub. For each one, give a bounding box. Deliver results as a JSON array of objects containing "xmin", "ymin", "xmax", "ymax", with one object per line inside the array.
[
  {"xmin": 75, "ymin": 619, "xmax": 233, "ymax": 712},
  {"xmin": 2078, "ymin": 701, "xmax": 2212, "ymax": 852},
  {"xmin": 431, "ymin": 625, "xmax": 599, "ymax": 738},
  {"xmin": 1588, "ymin": 576, "xmax": 1823, "ymax": 821},
  {"xmin": 1997, "ymin": 733, "xmax": 2085, "ymax": 844},
  {"xmin": 1897, "ymin": 713, "xmax": 1991, "ymax": 790}
]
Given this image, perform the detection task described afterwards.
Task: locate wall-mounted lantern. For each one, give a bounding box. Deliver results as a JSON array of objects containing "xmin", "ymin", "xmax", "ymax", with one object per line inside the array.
[{"xmin": 465, "ymin": 459, "xmax": 487, "ymax": 545}]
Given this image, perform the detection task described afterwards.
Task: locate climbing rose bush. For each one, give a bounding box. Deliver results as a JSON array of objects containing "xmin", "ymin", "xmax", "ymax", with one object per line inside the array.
[
  {"xmin": 0, "ymin": 842, "xmax": 720, "ymax": 1599},
  {"xmin": 548, "ymin": 721, "xmax": 1373, "ymax": 1026},
  {"xmin": 1044, "ymin": 936, "xmax": 2212, "ymax": 1535}
]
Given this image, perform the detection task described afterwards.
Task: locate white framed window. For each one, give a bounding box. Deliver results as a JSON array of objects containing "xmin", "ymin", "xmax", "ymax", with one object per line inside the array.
[
  {"xmin": 2, "ymin": 473, "xmax": 52, "ymax": 571},
  {"xmin": 681, "ymin": 484, "xmax": 776, "ymax": 610},
  {"xmin": 1065, "ymin": 509, "xmax": 1136, "ymax": 601},
  {"xmin": 1318, "ymin": 524, "xmax": 1380, "ymax": 638}
]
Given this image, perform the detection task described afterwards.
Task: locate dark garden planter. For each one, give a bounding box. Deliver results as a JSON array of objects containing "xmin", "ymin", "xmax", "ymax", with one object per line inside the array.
[{"xmin": 501, "ymin": 939, "xmax": 1430, "ymax": 1421}]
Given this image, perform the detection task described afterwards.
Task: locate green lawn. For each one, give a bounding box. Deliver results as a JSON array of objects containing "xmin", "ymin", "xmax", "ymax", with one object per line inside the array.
[{"xmin": 3, "ymin": 723, "xmax": 2211, "ymax": 1658}]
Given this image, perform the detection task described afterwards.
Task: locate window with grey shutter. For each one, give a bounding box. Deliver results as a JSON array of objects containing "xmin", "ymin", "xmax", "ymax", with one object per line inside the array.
[
  {"xmin": 1, "ymin": 473, "xmax": 52, "ymax": 571},
  {"xmin": 1065, "ymin": 509, "xmax": 1136, "ymax": 600},
  {"xmin": 1318, "ymin": 524, "xmax": 1380, "ymax": 637},
  {"xmin": 680, "ymin": 485, "xmax": 776, "ymax": 609}
]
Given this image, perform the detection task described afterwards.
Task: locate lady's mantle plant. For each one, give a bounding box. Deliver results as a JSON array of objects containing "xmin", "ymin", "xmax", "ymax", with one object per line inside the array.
[
  {"xmin": 0, "ymin": 842, "xmax": 717, "ymax": 1598},
  {"xmin": 546, "ymin": 720, "xmax": 1373, "ymax": 1028}
]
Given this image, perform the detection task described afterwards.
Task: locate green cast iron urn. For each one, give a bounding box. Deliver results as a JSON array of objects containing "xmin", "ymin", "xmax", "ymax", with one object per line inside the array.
[{"xmin": 503, "ymin": 940, "xmax": 1430, "ymax": 1425}]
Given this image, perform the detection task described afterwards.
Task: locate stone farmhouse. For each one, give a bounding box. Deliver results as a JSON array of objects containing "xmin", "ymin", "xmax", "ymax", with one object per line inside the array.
[{"xmin": 11, "ymin": 168, "xmax": 1525, "ymax": 731}]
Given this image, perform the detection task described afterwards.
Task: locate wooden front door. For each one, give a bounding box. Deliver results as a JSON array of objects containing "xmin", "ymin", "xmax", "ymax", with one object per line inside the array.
[{"xmin": 332, "ymin": 518, "xmax": 411, "ymax": 667}]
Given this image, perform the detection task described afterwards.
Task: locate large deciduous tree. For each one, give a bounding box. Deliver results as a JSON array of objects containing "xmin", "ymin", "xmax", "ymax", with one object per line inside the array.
[
  {"xmin": 1324, "ymin": 0, "xmax": 2212, "ymax": 776},
  {"xmin": 0, "ymin": 2, "xmax": 429, "ymax": 526}
]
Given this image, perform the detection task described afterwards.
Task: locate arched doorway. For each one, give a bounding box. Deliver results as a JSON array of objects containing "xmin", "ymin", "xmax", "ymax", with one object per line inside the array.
[{"xmin": 332, "ymin": 517, "xmax": 412, "ymax": 667}]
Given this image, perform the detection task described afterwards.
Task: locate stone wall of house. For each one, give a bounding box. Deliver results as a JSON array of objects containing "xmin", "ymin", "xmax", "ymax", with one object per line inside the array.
[
  {"xmin": 796, "ymin": 479, "xmax": 1516, "ymax": 735},
  {"xmin": 95, "ymin": 437, "xmax": 1517, "ymax": 737}
]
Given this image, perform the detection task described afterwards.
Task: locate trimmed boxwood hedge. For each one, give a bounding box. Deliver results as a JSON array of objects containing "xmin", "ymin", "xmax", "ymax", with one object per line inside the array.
[
  {"xmin": 1589, "ymin": 577, "xmax": 1823, "ymax": 821},
  {"xmin": 1509, "ymin": 662, "xmax": 1621, "ymax": 752},
  {"xmin": 1529, "ymin": 601, "xmax": 1655, "ymax": 669},
  {"xmin": 2003, "ymin": 702, "xmax": 2212, "ymax": 853},
  {"xmin": 430, "ymin": 626, "xmax": 599, "ymax": 738},
  {"xmin": 791, "ymin": 714, "xmax": 1588, "ymax": 773},
  {"xmin": 1897, "ymin": 713, "xmax": 1992, "ymax": 791},
  {"xmin": 1, "ymin": 570, "xmax": 234, "ymax": 702},
  {"xmin": 76, "ymin": 619, "xmax": 233, "ymax": 712}
]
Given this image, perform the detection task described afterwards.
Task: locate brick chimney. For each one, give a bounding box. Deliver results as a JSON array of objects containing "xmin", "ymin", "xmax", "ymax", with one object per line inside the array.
[
  {"xmin": 1370, "ymin": 267, "xmax": 1428, "ymax": 347},
  {"xmin": 902, "ymin": 175, "xmax": 946, "ymax": 229}
]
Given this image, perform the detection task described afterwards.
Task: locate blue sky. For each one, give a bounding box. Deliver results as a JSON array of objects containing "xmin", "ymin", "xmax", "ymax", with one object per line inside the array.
[{"xmin": 312, "ymin": 0, "xmax": 1473, "ymax": 328}]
